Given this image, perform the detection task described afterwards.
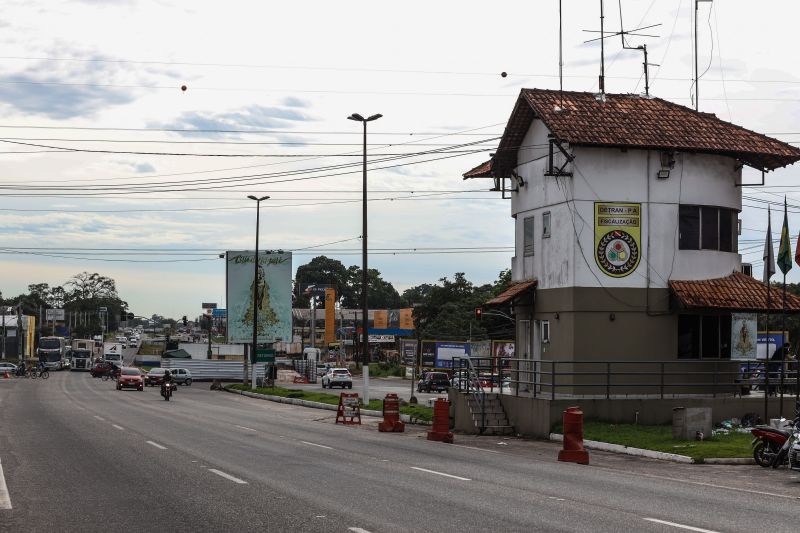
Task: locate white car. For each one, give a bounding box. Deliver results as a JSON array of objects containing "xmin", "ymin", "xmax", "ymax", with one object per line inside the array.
[
  {"xmin": 168, "ymin": 368, "xmax": 192, "ymax": 386},
  {"xmin": 0, "ymin": 362, "xmax": 17, "ymax": 374},
  {"xmin": 321, "ymin": 368, "xmax": 352, "ymax": 389}
]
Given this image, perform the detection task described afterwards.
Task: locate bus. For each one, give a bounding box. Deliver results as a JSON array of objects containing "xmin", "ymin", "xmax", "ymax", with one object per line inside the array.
[{"xmin": 38, "ymin": 336, "xmax": 68, "ymax": 370}]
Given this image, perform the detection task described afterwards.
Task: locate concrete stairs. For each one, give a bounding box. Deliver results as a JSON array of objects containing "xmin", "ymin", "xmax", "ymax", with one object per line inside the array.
[{"xmin": 465, "ymin": 393, "xmax": 514, "ymax": 435}]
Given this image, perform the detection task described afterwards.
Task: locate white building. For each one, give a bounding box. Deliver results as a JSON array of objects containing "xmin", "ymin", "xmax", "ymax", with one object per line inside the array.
[{"xmin": 465, "ymin": 89, "xmax": 800, "ymax": 392}]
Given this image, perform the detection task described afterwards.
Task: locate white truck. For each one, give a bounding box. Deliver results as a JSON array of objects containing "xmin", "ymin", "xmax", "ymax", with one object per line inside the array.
[
  {"xmin": 103, "ymin": 343, "xmax": 125, "ymax": 367},
  {"xmin": 70, "ymin": 339, "xmax": 95, "ymax": 371}
]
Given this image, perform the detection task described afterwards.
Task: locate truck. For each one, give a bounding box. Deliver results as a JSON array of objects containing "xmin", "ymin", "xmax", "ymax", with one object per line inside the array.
[
  {"xmin": 103, "ymin": 343, "xmax": 125, "ymax": 367},
  {"xmin": 37, "ymin": 336, "xmax": 68, "ymax": 370}
]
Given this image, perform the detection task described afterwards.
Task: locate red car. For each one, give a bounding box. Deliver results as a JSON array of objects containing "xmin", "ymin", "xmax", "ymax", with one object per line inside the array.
[
  {"xmin": 116, "ymin": 367, "xmax": 144, "ymax": 391},
  {"xmin": 91, "ymin": 360, "xmax": 117, "ymax": 378}
]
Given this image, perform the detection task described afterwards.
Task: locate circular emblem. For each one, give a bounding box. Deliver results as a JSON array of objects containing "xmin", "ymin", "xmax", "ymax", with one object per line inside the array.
[{"xmin": 596, "ymin": 230, "xmax": 639, "ymax": 277}]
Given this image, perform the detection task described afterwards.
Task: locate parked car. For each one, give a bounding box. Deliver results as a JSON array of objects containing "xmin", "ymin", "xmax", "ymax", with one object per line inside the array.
[
  {"xmin": 145, "ymin": 368, "xmax": 168, "ymax": 386},
  {"xmin": 321, "ymin": 368, "xmax": 352, "ymax": 389},
  {"xmin": 90, "ymin": 360, "xmax": 118, "ymax": 378},
  {"xmin": 116, "ymin": 367, "xmax": 144, "ymax": 391},
  {"xmin": 417, "ymin": 371, "xmax": 450, "ymax": 393},
  {"xmin": 169, "ymin": 368, "xmax": 192, "ymax": 386},
  {"xmin": 0, "ymin": 362, "xmax": 17, "ymax": 373}
]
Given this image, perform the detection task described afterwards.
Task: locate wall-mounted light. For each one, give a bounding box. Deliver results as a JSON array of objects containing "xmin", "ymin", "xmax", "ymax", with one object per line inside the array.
[
  {"xmin": 609, "ymin": 313, "xmax": 616, "ymax": 321},
  {"xmin": 554, "ymin": 312, "xmax": 560, "ymax": 320},
  {"xmin": 657, "ymin": 169, "xmax": 670, "ymax": 179}
]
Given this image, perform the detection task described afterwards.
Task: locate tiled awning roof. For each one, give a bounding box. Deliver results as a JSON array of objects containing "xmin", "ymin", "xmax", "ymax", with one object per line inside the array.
[
  {"xmin": 669, "ymin": 272, "xmax": 800, "ymax": 312},
  {"xmin": 489, "ymin": 89, "xmax": 800, "ymax": 178},
  {"xmin": 485, "ymin": 279, "xmax": 537, "ymax": 306},
  {"xmin": 463, "ymin": 159, "xmax": 493, "ymax": 179}
]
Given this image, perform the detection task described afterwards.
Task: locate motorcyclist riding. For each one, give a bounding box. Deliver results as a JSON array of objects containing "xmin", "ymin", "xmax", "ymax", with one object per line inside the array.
[
  {"xmin": 16, "ymin": 360, "xmax": 26, "ymax": 377},
  {"xmin": 161, "ymin": 370, "xmax": 173, "ymax": 398}
]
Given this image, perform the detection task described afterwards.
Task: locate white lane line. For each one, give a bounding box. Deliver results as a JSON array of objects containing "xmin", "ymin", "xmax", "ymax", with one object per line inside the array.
[
  {"xmin": 235, "ymin": 425, "xmax": 257, "ymax": 432},
  {"xmin": 643, "ymin": 518, "xmax": 720, "ymax": 533},
  {"xmin": 208, "ymin": 469, "xmax": 248, "ymax": 484},
  {"xmin": 112, "ymin": 424, "xmax": 124, "ymax": 431},
  {"xmin": 300, "ymin": 440, "xmax": 333, "ymax": 450},
  {"xmin": 93, "ymin": 415, "xmax": 105, "ymax": 421},
  {"xmin": 411, "ymin": 466, "xmax": 471, "ymax": 481},
  {"xmin": 0, "ymin": 458, "xmax": 11, "ymax": 510},
  {"xmin": 450, "ymin": 444, "xmax": 501, "ymax": 454},
  {"xmin": 146, "ymin": 441, "xmax": 167, "ymax": 450},
  {"xmin": 348, "ymin": 528, "xmax": 373, "ymax": 533}
]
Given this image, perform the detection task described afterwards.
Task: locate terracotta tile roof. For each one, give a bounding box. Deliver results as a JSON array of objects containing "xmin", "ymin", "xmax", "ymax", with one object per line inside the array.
[
  {"xmin": 463, "ymin": 159, "xmax": 493, "ymax": 179},
  {"xmin": 490, "ymin": 89, "xmax": 800, "ymax": 177},
  {"xmin": 485, "ymin": 279, "xmax": 537, "ymax": 306},
  {"xmin": 669, "ymin": 271, "xmax": 800, "ymax": 312}
]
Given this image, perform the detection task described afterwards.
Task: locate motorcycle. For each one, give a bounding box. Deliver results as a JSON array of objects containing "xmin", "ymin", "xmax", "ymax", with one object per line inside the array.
[
  {"xmin": 751, "ymin": 421, "xmax": 791, "ymax": 467},
  {"xmin": 161, "ymin": 381, "xmax": 176, "ymax": 401}
]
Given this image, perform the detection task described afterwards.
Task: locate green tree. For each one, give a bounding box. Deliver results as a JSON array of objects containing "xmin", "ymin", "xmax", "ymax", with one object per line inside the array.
[
  {"xmin": 294, "ymin": 256, "xmax": 352, "ymax": 308},
  {"xmin": 343, "ymin": 266, "xmax": 402, "ymax": 309}
]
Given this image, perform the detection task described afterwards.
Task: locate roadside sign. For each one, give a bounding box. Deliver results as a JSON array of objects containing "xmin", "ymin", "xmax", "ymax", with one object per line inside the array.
[
  {"xmin": 211, "ymin": 308, "xmax": 227, "ymax": 318},
  {"xmin": 45, "ymin": 309, "xmax": 65, "ymax": 321},
  {"xmin": 256, "ymin": 348, "xmax": 275, "ymax": 363},
  {"xmin": 202, "ymin": 302, "xmax": 217, "ymax": 309}
]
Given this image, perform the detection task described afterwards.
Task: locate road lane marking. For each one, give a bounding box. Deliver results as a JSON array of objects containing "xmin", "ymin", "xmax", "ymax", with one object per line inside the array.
[
  {"xmin": 643, "ymin": 518, "xmax": 720, "ymax": 533},
  {"xmin": 208, "ymin": 469, "xmax": 248, "ymax": 484},
  {"xmin": 112, "ymin": 424, "xmax": 124, "ymax": 430},
  {"xmin": 93, "ymin": 415, "xmax": 105, "ymax": 421},
  {"xmin": 411, "ymin": 467, "xmax": 471, "ymax": 481},
  {"xmin": 450, "ymin": 444, "xmax": 501, "ymax": 454},
  {"xmin": 235, "ymin": 425, "xmax": 257, "ymax": 432},
  {"xmin": 300, "ymin": 441, "xmax": 333, "ymax": 450},
  {"xmin": 348, "ymin": 528, "xmax": 373, "ymax": 533},
  {"xmin": 146, "ymin": 441, "xmax": 167, "ymax": 450},
  {"xmin": 0, "ymin": 458, "xmax": 11, "ymax": 509}
]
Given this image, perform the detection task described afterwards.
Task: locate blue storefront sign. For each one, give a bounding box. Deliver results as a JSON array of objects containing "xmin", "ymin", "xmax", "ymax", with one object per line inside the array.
[{"xmin": 757, "ymin": 331, "xmax": 788, "ymax": 360}]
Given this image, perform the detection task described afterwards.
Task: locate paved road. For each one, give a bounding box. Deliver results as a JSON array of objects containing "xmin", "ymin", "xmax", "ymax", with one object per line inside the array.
[
  {"xmin": 3, "ymin": 372, "xmax": 800, "ymax": 532},
  {"xmin": 291, "ymin": 375, "xmax": 447, "ymax": 405}
]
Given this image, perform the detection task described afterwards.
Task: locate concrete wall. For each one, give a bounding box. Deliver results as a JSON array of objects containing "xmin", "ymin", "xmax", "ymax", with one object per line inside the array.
[
  {"xmin": 454, "ymin": 393, "xmax": 798, "ymax": 438},
  {"xmin": 178, "ymin": 343, "xmax": 244, "ymax": 360}
]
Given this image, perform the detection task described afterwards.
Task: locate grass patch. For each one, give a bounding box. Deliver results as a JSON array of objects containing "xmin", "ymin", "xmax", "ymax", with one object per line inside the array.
[
  {"xmin": 227, "ymin": 383, "xmax": 433, "ymax": 422},
  {"xmin": 367, "ymin": 363, "xmax": 403, "ymax": 378},
  {"xmin": 553, "ymin": 420, "xmax": 752, "ymax": 461}
]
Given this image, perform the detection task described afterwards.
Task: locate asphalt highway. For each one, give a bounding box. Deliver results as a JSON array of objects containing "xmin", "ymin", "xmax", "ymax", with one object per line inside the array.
[{"xmin": 3, "ymin": 371, "xmax": 800, "ymax": 532}]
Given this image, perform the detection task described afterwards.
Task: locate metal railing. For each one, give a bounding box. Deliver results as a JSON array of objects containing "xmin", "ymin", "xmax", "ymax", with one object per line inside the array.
[
  {"xmin": 452, "ymin": 357, "xmax": 488, "ymax": 431},
  {"xmin": 453, "ymin": 358, "xmax": 799, "ymax": 400}
]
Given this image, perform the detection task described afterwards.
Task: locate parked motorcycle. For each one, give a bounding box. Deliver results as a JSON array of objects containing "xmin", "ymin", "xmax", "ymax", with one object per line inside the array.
[
  {"xmin": 773, "ymin": 417, "xmax": 800, "ymax": 469},
  {"xmin": 751, "ymin": 422, "xmax": 791, "ymax": 467}
]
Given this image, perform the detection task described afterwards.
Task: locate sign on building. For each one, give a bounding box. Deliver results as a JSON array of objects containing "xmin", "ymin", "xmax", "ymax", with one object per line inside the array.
[
  {"xmin": 202, "ymin": 302, "xmax": 218, "ymax": 309},
  {"xmin": 226, "ymin": 251, "xmax": 292, "ymax": 344},
  {"xmin": 731, "ymin": 313, "xmax": 757, "ymax": 360},
  {"xmin": 594, "ymin": 202, "xmax": 641, "ymax": 278}
]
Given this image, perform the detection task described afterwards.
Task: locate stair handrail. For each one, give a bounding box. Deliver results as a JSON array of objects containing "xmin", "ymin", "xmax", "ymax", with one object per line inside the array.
[{"xmin": 459, "ymin": 356, "xmax": 487, "ymax": 433}]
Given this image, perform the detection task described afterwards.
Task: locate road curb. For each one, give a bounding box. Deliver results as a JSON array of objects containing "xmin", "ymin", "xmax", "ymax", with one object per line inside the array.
[
  {"xmin": 224, "ymin": 387, "xmax": 431, "ymax": 425},
  {"xmin": 549, "ymin": 433, "xmax": 751, "ymax": 464}
]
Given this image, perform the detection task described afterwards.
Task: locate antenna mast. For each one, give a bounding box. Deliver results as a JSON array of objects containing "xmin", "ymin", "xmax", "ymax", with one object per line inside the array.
[
  {"xmin": 559, "ymin": 0, "xmax": 564, "ymax": 108},
  {"xmin": 695, "ymin": 0, "xmax": 714, "ymax": 111},
  {"xmin": 599, "ymin": 0, "xmax": 605, "ymax": 93}
]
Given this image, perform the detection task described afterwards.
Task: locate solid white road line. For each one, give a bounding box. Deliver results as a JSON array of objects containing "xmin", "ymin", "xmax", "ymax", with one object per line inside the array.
[
  {"xmin": 93, "ymin": 415, "xmax": 105, "ymax": 421},
  {"xmin": 0, "ymin": 458, "xmax": 11, "ymax": 510},
  {"xmin": 643, "ymin": 518, "xmax": 720, "ymax": 533},
  {"xmin": 300, "ymin": 441, "xmax": 333, "ymax": 450},
  {"xmin": 411, "ymin": 467, "xmax": 471, "ymax": 481},
  {"xmin": 235, "ymin": 425, "xmax": 257, "ymax": 432},
  {"xmin": 146, "ymin": 441, "xmax": 167, "ymax": 450},
  {"xmin": 348, "ymin": 528, "xmax": 373, "ymax": 533},
  {"xmin": 112, "ymin": 424, "xmax": 124, "ymax": 430},
  {"xmin": 208, "ymin": 469, "xmax": 248, "ymax": 485}
]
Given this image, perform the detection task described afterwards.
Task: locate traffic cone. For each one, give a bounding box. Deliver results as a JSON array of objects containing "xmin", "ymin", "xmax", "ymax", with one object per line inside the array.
[{"xmin": 2, "ymin": 370, "xmax": 9, "ymax": 379}]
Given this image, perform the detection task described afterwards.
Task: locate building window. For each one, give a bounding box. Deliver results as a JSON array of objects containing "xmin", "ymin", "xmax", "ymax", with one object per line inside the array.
[
  {"xmin": 542, "ymin": 212, "xmax": 551, "ymax": 238},
  {"xmin": 523, "ymin": 216, "xmax": 535, "ymax": 256},
  {"xmin": 679, "ymin": 205, "xmax": 738, "ymax": 252},
  {"xmin": 541, "ymin": 320, "xmax": 550, "ymax": 343},
  {"xmin": 678, "ymin": 314, "xmax": 732, "ymax": 359}
]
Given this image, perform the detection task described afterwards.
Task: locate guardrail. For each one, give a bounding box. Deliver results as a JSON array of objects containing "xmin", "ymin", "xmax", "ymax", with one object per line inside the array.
[
  {"xmin": 451, "ymin": 358, "xmax": 800, "ymax": 400},
  {"xmin": 161, "ymin": 359, "xmax": 265, "ymax": 381}
]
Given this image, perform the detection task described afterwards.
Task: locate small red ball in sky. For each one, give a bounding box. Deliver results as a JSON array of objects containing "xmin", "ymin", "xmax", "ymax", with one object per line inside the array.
[
  {"xmin": 501, "ymin": 71, "xmax": 508, "ymax": 78},
  {"xmin": 181, "ymin": 85, "xmax": 187, "ymax": 92}
]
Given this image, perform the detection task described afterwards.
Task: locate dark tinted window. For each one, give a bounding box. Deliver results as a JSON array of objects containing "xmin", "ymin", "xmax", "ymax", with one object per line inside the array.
[
  {"xmin": 679, "ymin": 206, "xmax": 700, "ymax": 250},
  {"xmin": 701, "ymin": 207, "xmax": 719, "ymax": 250},
  {"xmin": 678, "ymin": 315, "xmax": 700, "ymax": 359},
  {"xmin": 702, "ymin": 315, "xmax": 720, "ymax": 358},
  {"xmin": 720, "ymin": 209, "xmax": 734, "ymax": 252}
]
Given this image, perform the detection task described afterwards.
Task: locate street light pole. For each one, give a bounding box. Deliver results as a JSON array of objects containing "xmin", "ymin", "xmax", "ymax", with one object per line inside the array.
[
  {"xmin": 247, "ymin": 195, "xmax": 270, "ymax": 389},
  {"xmin": 348, "ymin": 112, "xmax": 382, "ymax": 368}
]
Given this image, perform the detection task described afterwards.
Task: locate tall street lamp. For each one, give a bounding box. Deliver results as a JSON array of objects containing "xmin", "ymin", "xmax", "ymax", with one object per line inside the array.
[
  {"xmin": 348, "ymin": 112, "xmax": 382, "ymax": 367},
  {"xmin": 247, "ymin": 194, "xmax": 270, "ymax": 389}
]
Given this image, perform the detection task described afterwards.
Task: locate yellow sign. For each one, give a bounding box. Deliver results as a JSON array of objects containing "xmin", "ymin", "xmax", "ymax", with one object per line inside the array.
[
  {"xmin": 324, "ymin": 288, "xmax": 336, "ymax": 346},
  {"xmin": 594, "ymin": 202, "xmax": 641, "ymax": 278},
  {"xmin": 373, "ymin": 310, "xmax": 388, "ymax": 329},
  {"xmin": 399, "ymin": 308, "xmax": 414, "ymax": 330}
]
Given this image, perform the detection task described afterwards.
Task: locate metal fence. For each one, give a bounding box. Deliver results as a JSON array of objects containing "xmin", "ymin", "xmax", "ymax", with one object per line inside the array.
[
  {"xmin": 452, "ymin": 357, "xmax": 800, "ymax": 400},
  {"xmin": 161, "ymin": 359, "xmax": 265, "ymax": 381}
]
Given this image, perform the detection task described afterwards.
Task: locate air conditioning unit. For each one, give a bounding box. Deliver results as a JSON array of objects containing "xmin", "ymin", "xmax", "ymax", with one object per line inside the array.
[{"xmin": 741, "ymin": 263, "xmax": 753, "ymax": 277}]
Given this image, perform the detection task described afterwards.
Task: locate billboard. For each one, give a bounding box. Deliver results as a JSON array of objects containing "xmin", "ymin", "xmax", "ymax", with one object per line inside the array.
[
  {"xmin": 373, "ymin": 310, "xmax": 388, "ymax": 329},
  {"xmin": 226, "ymin": 251, "xmax": 292, "ymax": 344},
  {"xmin": 435, "ymin": 342, "xmax": 470, "ymax": 369}
]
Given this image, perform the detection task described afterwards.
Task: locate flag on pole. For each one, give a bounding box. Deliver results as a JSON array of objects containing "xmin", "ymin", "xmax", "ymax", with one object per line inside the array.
[
  {"xmin": 778, "ymin": 197, "xmax": 792, "ymax": 275},
  {"xmin": 764, "ymin": 207, "xmax": 776, "ymax": 283}
]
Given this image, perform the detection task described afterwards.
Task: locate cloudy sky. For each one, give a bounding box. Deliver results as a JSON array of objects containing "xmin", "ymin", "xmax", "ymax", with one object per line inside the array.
[{"xmin": 0, "ymin": 0, "xmax": 798, "ymax": 318}]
